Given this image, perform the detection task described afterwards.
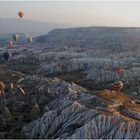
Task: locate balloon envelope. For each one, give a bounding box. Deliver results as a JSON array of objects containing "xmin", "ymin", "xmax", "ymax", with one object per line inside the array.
[
  {"xmin": 27, "ymin": 36, "xmax": 32, "ymax": 44},
  {"xmin": 13, "ymin": 34, "xmax": 19, "ymax": 41},
  {"xmin": 111, "ymin": 81, "xmax": 123, "ymax": 92},
  {"xmin": 8, "ymin": 41, "xmax": 13, "ymax": 48},
  {"xmin": 18, "ymin": 11, "xmax": 24, "ymax": 18},
  {"xmin": 3, "ymin": 50, "xmax": 12, "ymax": 61},
  {"xmin": 115, "ymin": 67, "xmax": 125, "ymax": 74}
]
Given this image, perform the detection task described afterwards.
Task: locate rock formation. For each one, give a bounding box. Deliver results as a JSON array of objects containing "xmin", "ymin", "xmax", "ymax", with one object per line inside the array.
[{"xmin": 0, "ymin": 66, "xmax": 139, "ymax": 138}]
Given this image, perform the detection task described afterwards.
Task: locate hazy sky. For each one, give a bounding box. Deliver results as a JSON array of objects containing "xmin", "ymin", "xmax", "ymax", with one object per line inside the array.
[{"xmin": 1, "ymin": 1, "xmax": 140, "ymax": 27}]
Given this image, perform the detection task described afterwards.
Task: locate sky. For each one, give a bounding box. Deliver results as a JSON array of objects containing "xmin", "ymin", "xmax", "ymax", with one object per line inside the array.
[{"xmin": 1, "ymin": 1, "xmax": 140, "ymax": 27}]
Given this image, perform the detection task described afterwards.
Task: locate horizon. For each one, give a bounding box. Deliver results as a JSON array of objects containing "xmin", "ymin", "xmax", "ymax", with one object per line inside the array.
[
  {"xmin": 2, "ymin": 18, "xmax": 140, "ymax": 28},
  {"xmin": 1, "ymin": 1, "xmax": 140, "ymax": 27}
]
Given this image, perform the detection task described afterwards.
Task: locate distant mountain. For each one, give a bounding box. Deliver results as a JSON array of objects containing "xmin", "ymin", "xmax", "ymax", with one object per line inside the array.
[
  {"xmin": 35, "ymin": 26, "xmax": 140, "ymax": 52},
  {"xmin": 0, "ymin": 18, "xmax": 74, "ymax": 36}
]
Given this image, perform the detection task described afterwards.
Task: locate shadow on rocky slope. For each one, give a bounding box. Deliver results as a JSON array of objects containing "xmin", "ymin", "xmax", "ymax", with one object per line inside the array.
[{"xmin": 0, "ymin": 66, "xmax": 139, "ymax": 139}]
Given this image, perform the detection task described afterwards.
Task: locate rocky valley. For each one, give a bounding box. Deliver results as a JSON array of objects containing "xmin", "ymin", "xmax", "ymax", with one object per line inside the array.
[{"xmin": 0, "ymin": 27, "xmax": 140, "ymax": 138}]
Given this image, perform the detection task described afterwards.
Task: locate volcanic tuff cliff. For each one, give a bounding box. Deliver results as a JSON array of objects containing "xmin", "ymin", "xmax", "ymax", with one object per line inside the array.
[
  {"xmin": 21, "ymin": 75, "xmax": 140, "ymax": 139},
  {"xmin": 0, "ymin": 66, "xmax": 139, "ymax": 139},
  {"xmin": 35, "ymin": 27, "xmax": 140, "ymax": 52}
]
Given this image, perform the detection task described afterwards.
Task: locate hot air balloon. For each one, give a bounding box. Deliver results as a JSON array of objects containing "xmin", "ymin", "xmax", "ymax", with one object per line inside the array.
[
  {"xmin": 27, "ymin": 36, "xmax": 32, "ymax": 44},
  {"xmin": 18, "ymin": 11, "xmax": 24, "ymax": 18},
  {"xmin": 8, "ymin": 41, "xmax": 13, "ymax": 49},
  {"xmin": 13, "ymin": 34, "xmax": 19, "ymax": 41},
  {"xmin": 3, "ymin": 50, "xmax": 12, "ymax": 61},
  {"xmin": 111, "ymin": 81, "xmax": 123, "ymax": 92},
  {"xmin": 115, "ymin": 67, "xmax": 125, "ymax": 74}
]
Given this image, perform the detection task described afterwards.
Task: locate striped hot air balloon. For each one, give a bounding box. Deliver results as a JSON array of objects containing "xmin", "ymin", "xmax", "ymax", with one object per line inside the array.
[{"xmin": 111, "ymin": 81, "xmax": 123, "ymax": 92}]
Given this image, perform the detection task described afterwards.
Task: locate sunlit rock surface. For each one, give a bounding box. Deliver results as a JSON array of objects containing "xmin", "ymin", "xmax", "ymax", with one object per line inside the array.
[
  {"xmin": 20, "ymin": 75, "xmax": 140, "ymax": 139},
  {"xmin": 5, "ymin": 47, "xmax": 140, "ymax": 96},
  {"xmin": 0, "ymin": 67, "xmax": 140, "ymax": 138}
]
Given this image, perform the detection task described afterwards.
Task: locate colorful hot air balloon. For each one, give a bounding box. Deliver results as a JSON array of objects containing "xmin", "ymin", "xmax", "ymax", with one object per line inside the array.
[
  {"xmin": 18, "ymin": 11, "xmax": 24, "ymax": 18},
  {"xmin": 111, "ymin": 81, "xmax": 123, "ymax": 92},
  {"xmin": 8, "ymin": 41, "xmax": 13, "ymax": 48},
  {"xmin": 3, "ymin": 50, "xmax": 12, "ymax": 61},
  {"xmin": 13, "ymin": 34, "xmax": 19, "ymax": 41},
  {"xmin": 27, "ymin": 36, "xmax": 32, "ymax": 44}
]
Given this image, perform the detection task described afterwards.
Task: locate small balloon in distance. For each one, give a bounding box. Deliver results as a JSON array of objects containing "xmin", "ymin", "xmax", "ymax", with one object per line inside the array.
[
  {"xmin": 3, "ymin": 50, "xmax": 12, "ymax": 61},
  {"xmin": 8, "ymin": 41, "xmax": 13, "ymax": 48},
  {"xmin": 13, "ymin": 34, "xmax": 19, "ymax": 41},
  {"xmin": 27, "ymin": 36, "xmax": 32, "ymax": 44},
  {"xmin": 18, "ymin": 11, "xmax": 24, "ymax": 18}
]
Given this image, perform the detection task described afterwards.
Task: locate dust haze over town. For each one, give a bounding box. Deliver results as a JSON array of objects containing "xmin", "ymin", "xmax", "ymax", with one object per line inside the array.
[{"xmin": 0, "ymin": 1, "xmax": 140, "ymax": 139}]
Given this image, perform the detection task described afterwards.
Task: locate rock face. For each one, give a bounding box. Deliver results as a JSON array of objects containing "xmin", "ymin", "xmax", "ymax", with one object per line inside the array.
[
  {"xmin": 5, "ymin": 45, "xmax": 140, "ymax": 96},
  {"xmin": 20, "ymin": 75, "xmax": 140, "ymax": 139},
  {"xmin": 0, "ymin": 67, "xmax": 140, "ymax": 139},
  {"xmin": 1, "ymin": 26, "xmax": 140, "ymax": 139},
  {"xmin": 1, "ymin": 30, "xmax": 140, "ymax": 97},
  {"xmin": 35, "ymin": 27, "xmax": 140, "ymax": 52}
]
